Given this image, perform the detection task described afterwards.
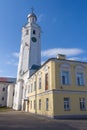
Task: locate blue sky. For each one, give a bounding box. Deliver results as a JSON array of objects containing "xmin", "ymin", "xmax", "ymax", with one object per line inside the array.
[{"xmin": 0, "ymin": 0, "xmax": 87, "ymax": 77}]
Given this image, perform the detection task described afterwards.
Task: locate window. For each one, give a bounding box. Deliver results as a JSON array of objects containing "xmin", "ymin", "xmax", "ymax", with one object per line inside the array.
[
  {"xmin": 46, "ymin": 98, "xmax": 49, "ymax": 111},
  {"xmin": 28, "ymin": 85, "xmax": 30, "ymax": 93},
  {"xmin": 2, "ymin": 97, "xmax": 4, "ymax": 101},
  {"xmin": 64, "ymin": 98, "xmax": 70, "ymax": 111},
  {"xmin": 80, "ymin": 98, "xmax": 85, "ymax": 111},
  {"xmin": 31, "ymin": 84, "xmax": 33, "ymax": 92},
  {"xmin": 34, "ymin": 81, "xmax": 36, "ymax": 91},
  {"xmin": 30, "ymin": 101, "xmax": 32, "ymax": 109},
  {"xmin": 76, "ymin": 73, "xmax": 84, "ymax": 86},
  {"xmin": 61, "ymin": 71, "xmax": 70, "ymax": 85},
  {"xmin": 26, "ymin": 29, "xmax": 29, "ymax": 35},
  {"xmin": 45, "ymin": 73, "xmax": 48, "ymax": 90},
  {"xmin": 39, "ymin": 99, "xmax": 41, "ymax": 110},
  {"xmin": 33, "ymin": 30, "xmax": 36, "ymax": 34},
  {"xmin": 34, "ymin": 100, "xmax": 36, "ymax": 110},
  {"xmin": 39, "ymin": 78, "xmax": 41, "ymax": 89},
  {"xmin": 2, "ymin": 88, "xmax": 5, "ymax": 91},
  {"xmin": 30, "ymin": 85, "xmax": 32, "ymax": 93}
]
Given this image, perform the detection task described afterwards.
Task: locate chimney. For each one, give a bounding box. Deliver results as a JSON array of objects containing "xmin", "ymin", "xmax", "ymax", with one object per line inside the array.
[{"xmin": 57, "ymin": 54, "xmax": 66, "ymax": 60}]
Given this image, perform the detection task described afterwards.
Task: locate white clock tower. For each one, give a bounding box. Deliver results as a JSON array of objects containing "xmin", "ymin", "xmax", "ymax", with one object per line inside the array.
[
  {"xmin": 13, "ymin": 9, "xmax": 41, "ymax": 110},
  {"xmin": 17, "ymin": 9, "xmax": 41, "ymax": 80}
]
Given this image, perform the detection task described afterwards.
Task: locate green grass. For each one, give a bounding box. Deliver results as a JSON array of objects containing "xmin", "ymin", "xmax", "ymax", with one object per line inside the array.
[{"xmin": 0, "ymin": 107, "xmax": 12, "ymax": 112}]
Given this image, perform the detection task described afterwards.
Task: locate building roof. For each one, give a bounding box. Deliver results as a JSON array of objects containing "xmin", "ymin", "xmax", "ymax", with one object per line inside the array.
[
  {"xmin": 29, "ymin": 57, "xmax": 87, "ymax": 78},
  {"xmin": 27, "ymin": 12, "xmax": 37, "ymax": 19},
  {"xmin": 0, "ymin": 77, "xmax": 16, "ymax": 83},
  {"xmin": 27, "ymin": 8, "xmax": 37, "ymax": 21}
]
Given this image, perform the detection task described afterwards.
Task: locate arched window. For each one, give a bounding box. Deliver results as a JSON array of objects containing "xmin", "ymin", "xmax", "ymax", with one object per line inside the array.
[
  {"xmin": 75, "ymin": 65, "xmax": 85, "ymax": 86},
  {"xmin": 2, "ymin": 88, "xmax": 5, "ymax": 91},
  {"xmin": 26, "ymin": 29, "xmax": 29, "ymax": 35},
  {"xmin": 2, "ymin": 97, "xmax": 4, "ymax": 101},
  {"xmin": 33, "ymin": 30, "xmax": 36, "ymax": 34},
  {"xmin": 60, "ymin": 63, "xmax": 71, "ymax": 85}
]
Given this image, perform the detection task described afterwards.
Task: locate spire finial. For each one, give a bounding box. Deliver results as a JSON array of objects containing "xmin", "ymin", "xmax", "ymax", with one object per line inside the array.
[{"xmin": 31, "ymin": 7, "xmax": 34, "ymax": 13}]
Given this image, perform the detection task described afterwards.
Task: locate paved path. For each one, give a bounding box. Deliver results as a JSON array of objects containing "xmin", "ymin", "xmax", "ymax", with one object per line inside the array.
[{"xmin": 0, "ymin": 111, "xmax": 86, "ymax": 130}]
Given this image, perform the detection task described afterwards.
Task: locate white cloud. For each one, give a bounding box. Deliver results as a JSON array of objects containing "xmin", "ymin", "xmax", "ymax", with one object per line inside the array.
[
  {"xmin": 41, "ymin": 48, "xmax": 84, "ymax": 58},
  {"xmin": 68, "ymin": 57, "xmax": 82, "ymax": 61},
  {"xmin": 12, "ymin": 52, "xmax": 19, "ymax": 58},
  {"xmin": 68, "ymin": 57, "xmax": 87, "ymax": 62}
]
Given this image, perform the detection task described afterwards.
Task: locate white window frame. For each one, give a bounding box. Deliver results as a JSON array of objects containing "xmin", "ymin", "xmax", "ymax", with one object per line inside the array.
[
  {"xmin": 64, "ymin": 98, "xmax": 70, "ymax": 111},
  {"xmin": 80, "ymin": 98, "xmax": 86, "ymax": 111},
  {"xmin": 38, "ymin": 77, "xmax": 41, "ymax": 89},
  {"xmin": 76, "ymin": 72, "xmax": 85, "ymax": 86},
  {"xmin": 31, "ymin": 84, "xmax": 33, "ymax": 92},
  {"xmin": 34, "ymin": 81, "xmax": 36, "ymax": 91}
]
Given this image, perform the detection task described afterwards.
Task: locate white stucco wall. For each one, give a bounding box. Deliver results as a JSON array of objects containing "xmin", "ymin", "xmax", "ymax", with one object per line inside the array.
[
  {"xmin": 0, "ymin": 82, "xmax": 8, "ymax": 107},
  {"xmin": 13, "ymin": 80, "xmax": 24, "ymax": 110},
  {"xmin": 7, "ymin": 84, "xmax": 15, "ymax": 108}
]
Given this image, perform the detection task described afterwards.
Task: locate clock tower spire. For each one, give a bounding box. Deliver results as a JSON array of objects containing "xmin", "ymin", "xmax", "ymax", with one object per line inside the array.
[
  {"xmin": 27, "ymin": 8, "xmax": 37, "ymax": 24},
  {"xmin": 13, "ymin": 10, "xmax": 41, "ymax": 110}
]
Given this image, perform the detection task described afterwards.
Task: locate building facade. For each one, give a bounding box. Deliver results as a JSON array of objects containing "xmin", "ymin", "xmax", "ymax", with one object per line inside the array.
[
  {"xmin": 11, "ymin": 10, "xmax": 87, "ymax": 119},
  {"xmin": 24, "ymin": 55, "xmax": 87, "ymax": 119},
  {"xmin": 0, "ymin": 77, "xmax": 16, "ymax": 107}
]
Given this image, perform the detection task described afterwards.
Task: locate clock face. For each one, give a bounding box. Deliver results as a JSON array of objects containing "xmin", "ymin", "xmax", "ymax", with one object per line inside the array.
[{"xmin": 31, "ymin": 37, "xmax": 37, "ymax": 42}]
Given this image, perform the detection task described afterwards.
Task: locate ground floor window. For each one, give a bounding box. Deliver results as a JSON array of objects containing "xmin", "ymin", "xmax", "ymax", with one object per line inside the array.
[
  {"xmin": 80, "ymin": 98, "xmax": 86, "ymax": 111},
  {"xmin": 46, "ymin": 98, "xmax": 49, "ymax": 111},
  {"xmin": 2, "ymin": 88, "xmax": 5, "ymax": 91},
  {"xmin": 2, "ymin": 97, "xmax": 4, "ymax": 101},
  {"xmin": 39, "ymin": 99, "xmax": 41, "ymax": 110},
  {"xmin": 34, "ymin": 100, "xmax": 36, "ymax": 110},
  {"xmin": 30, "ymin": 101, "xmax": 32, "ymax": 109},
  {"xmin": 64, "ymin": 98, "xmax": 70, "ymax": 111}
]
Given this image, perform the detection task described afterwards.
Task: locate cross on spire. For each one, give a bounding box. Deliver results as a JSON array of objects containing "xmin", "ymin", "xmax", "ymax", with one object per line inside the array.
[{"xmin": 31, "ymin": 7, "xmax": 34, "ymax": 13}]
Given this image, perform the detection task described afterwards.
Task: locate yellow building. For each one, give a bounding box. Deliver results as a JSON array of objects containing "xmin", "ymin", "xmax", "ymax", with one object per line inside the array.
[{"xmin": 27, "ymin": 54, "xmax": 87, "ymax": 119}]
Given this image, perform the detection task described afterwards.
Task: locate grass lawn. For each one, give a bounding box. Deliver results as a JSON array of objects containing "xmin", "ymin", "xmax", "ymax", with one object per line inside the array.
[{"xmin": 0, "ymin": 107, "xmax": 12, "ymax": 112}]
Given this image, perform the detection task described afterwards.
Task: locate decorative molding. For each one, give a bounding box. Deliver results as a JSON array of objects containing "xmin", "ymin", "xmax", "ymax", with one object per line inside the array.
[{"xmin": 43, "ymin": 65, "xmax": 49, "ymax": 72}]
